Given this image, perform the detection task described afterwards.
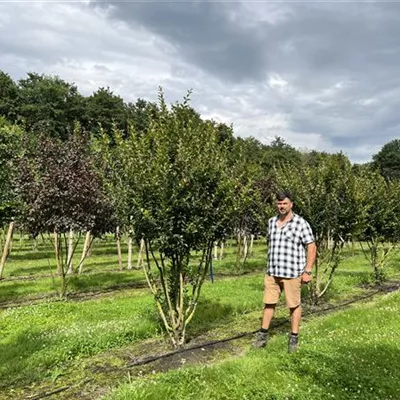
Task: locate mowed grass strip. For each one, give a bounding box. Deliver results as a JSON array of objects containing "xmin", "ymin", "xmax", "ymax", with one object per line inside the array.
[{"xmin": 106, "ymin": 291, "xmax": 400, "ymax": 400}]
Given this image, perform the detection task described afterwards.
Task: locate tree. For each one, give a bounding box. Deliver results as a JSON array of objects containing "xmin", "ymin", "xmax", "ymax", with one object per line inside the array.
[
  {"xmin": 0, "ymin": 71, "xmax": 19, "ymax": 123},
  {"xmin": 85, "ymin": 87, "xmax": 127, "ymax": 140},
  {"xmin": 125, "ymin": 98, "xmax": 158, "ymax": 136},
  {"xmin": 0, "ymin": 117, "xmax": 22, "ymax": 224},
  {"xmin": 228, "ymin": 139, "xmax": 272, "ymax": 268},
  {"xmin": 373, "ymin": 139, "xmax": 400, "ymax": 181},
  {"xmin": 0, "ymin": 117, "xmax": 23, "ymax": 279},
  {"xmin": 101, "ymin": 89, "xmax": 234, "ymax": 347},
  {"xmin": 262, "ymin": 136, "xmax": 302, "ymax": 172},
  {"xmin": 18, "ymin": 72, "xmax": 85, "ymax": 140},
  {"xmin": 15, "ymin": 131, "xmax": 115, "ymax": 296},
  {"xmin": 274, "ymin": 152, "xmax": 363, "ymax": 302},
  {"xmin": 356, "ymin": 170, "xmax": 400, "ymax": 283}
]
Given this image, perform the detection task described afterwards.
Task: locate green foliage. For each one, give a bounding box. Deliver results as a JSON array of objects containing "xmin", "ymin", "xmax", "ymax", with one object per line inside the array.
[
  {"xmin": 96, "ymin": 89, "xmax": 235, "ymax": 347},
  {"xmin": 113, "ymin": 89, "xmax": 235, "ymax": 253},
  {"xmin": 230, "ymin": 147, "xmax": 268, "ymax": 235},
  {"xmin": 274, "ymin": 153, "xmax": 363, "ymax": 300},
  {"xmin": 276, "ymin": 153, "xmax": 364, "ymax": 245},
  {"xmin": 263, "ymin": 136, "xmax": 302, "ymax": 172},
  {"xmin": 355, "ymin": 169, "xmax": 400, "ymax": 282},
  {"xmin": 125, "ymin": 98, "xmax": 159, "ymax": 136},
  {"xmin": 85, "ymin": 87, "xmax": 127, "ymax": 140},
  {"xmin": 373, "ymin": 138, "xmax": 400, "ymax": 180},
  {"xmin": 17, "ymin": 72, "xmax": 85, "ymax": 140},
  {"xmin": 0, "ymin": 117, "xmax": 23, "ymax": 225},
  {"xmin": 230, "ymin": 136, "xmax": 301, "ymax": 175},
  {"xmin": 0, "ymin": 71, "xmax": 19, "ymax": 122}
]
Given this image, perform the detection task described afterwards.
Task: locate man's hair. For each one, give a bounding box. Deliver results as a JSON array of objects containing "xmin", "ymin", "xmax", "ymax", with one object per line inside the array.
[{"xmin": 276, "ymin": 191, "xmax": 293, "ymax": 202}]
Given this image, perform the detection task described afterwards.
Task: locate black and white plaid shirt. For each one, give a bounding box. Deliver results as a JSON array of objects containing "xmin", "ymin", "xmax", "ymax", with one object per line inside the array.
[{"xmin": 267, "ymin": 213, "xmax": 315, "ymax": 278}]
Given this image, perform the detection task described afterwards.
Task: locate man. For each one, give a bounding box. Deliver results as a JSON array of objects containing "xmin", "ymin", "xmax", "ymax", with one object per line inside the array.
[{"xmin": 254, "ymin": 191, "xmax": 316, "ymax": 353}]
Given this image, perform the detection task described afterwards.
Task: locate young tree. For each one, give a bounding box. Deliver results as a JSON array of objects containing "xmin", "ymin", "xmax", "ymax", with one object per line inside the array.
[
  {"xmin": 356, "ymin": 170, "xmax": 400, "ymax": 283},
  {"xmin": 15, "ymin": 131, "xmax": 114, "ymax": 296},
  {"xmin": 228, "ymin": 141, "xmax": 271, "ymax": 269},
  {"xmin": 0, "ymin": 117, "xmax": 22, "ymax": 278},
  {"xmin": 274, "ymin": 153, "xmax": 363, "ymax": 302},
  {"xmin": 99, "ymin": 89, "xmax": 234, "ymax": 347}
]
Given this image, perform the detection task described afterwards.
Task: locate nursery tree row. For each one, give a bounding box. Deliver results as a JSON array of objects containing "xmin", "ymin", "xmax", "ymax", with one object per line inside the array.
[{"xmin": 1, "ymin": 71, "xmax": 400, "ymax": 347}]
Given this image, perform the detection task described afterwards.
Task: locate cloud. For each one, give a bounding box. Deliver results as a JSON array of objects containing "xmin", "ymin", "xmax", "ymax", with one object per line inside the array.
[{"xmin": 1, "ymin": 1, "xmax": 400, "ymax": 162}]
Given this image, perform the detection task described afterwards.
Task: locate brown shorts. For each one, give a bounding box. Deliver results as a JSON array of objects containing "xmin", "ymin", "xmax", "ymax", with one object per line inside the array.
[{"xmin": 263, "ymin": 275, "xmax": 302, "ymax": 309}]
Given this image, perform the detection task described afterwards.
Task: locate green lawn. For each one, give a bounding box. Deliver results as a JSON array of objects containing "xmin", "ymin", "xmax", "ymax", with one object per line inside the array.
[
  {"xmin": 106, "ymin": 291, "xmax": 400, "ymax": 400},
  {"xmin": 1, "ymin": 237, "xmax": 399, "ymax": 399}
]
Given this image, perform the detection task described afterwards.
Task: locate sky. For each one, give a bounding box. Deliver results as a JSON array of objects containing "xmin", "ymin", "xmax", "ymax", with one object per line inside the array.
[{"xmin": 1, "ymin": 1, "xmax": 400, "ymax": 163}]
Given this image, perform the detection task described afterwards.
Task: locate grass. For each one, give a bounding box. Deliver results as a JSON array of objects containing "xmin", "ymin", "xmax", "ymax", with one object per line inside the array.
[
  {"xmin": 106, "ymin": 291, "xmax": 400, "ymax": 400},
  {"xmin": 0, "ymin": 265, "xmax": 388, "ymax": 394},
  {"xmin": 0, "ymin": 289, "xmax": 158, "ymax": 388},
  {"xmin": 0, "ymin": 273, "xmax": 274, "ymax": 389},
  {"xmin": 1, "ymin": 236, "xmax": 399, "ymax": 399},
  {"xmin": 1, "ymin": 235, "xmax": 267, "ymax": 304}
]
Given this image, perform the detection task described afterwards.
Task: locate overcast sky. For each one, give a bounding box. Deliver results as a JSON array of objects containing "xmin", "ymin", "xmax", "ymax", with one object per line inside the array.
[{"xmin": 1, "ymin": 1, "xmax": 400, "ymax": 163}]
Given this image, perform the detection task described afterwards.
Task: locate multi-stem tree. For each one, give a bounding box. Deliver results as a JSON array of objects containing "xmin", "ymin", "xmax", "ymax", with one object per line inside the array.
[
  {"xmin": 15, "ymin": 131, "xmax": 114, "ymax": 296},
  {"xmin": 274, "ymin": 152, "xmax": 363, "ymax": 302},
  {"xmin": 356, "ymin": 169, "xmax": 400, "ymax": 283},
  {"xmin": 0, "ymin": 117, "xmax": 22, "ymax": 279},
  {"xmin": 98, "ymin": 89, "xmax": 234, "ymax": 348},
  {"xmin": 228, "ymin": 141, "xmax": 271, "ymax": 269}
]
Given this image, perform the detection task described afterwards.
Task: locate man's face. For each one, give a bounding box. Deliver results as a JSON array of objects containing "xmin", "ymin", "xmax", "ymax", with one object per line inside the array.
[{"xmin": 277, "ymin": 198, "xmax": 293, "ymax": 216}]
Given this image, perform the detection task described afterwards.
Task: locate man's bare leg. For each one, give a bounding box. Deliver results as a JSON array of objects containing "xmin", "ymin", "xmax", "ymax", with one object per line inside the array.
[
  {"xmin": 262, "ymin": 304, "xmax": 276, "ymax": 329},
  {"xmin": 290, "ymin": 305, "xmax": 301, "ymax": 334},
  {"xmin": 288, "ymin": 305, "xmax": 301, "ymax": 353},
  {"xmin": 254, "ymin": 304, "xmax": 276, "ymax": 348}
]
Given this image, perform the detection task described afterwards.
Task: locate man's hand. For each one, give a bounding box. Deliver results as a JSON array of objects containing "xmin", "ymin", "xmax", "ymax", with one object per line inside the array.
[{"xmin": 301, "ymin": 271, "xmax": 312, "ymax": 284}]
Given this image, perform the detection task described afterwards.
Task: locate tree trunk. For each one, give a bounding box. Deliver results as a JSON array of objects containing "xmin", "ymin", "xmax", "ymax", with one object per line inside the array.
[
  {"xmin": 311, "ymin": 258, "xmax": 320, "ymax": 304},
  {"xmin": 219, "ymin": 242, "xmax": 224, "ymax": 260},
  {"xmin": 78, "ymin": 231, "xmax": 92, "ymax": 274},
  {"xmin": 249, "ymin": 234, "xmax": 254, "ymax": 256},
  {"xmin": 116, "ymin": 226, "xmax": 123, "ymax": 270},
  {"xmin": 67, "ymin": 228, "xmax": 74, "ymax": 274},
  {"xmin": 214, "ymin": 243, "xmax": 218, "ymax": 260},
  {"xmin": 137, "ymin": 238, "xmax": 145, "ymax": 269},
  {"xmin": 236, "ymin": 232, "xmax": 242, "ymax": 269},
  {"xmin": 127, "ymin": 236, "xmax": 133, "ymax": 270},
  {"xmin": 54, "ymin": 231, "xmax": 67, "ymax": 297},
  {"xmin": 0, "ymin": 221, "xmax": 15, "ymax": 279},
  {"xmin": 54, "ymin": 231, "xmax": 62, "ymax": 275},
  {"xmin": 142, "ymin": 240, "xmax": 213, "ymax": 349},
  {"xmin": 243, "ymin": 234, "xmax": 248, "ymax": 260}
]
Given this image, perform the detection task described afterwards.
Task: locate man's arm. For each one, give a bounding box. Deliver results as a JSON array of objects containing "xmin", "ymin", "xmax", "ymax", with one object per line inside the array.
[
  {"xmin": 305, "ymin": 242, "xmax": 316, "ymax": 272},
  {"xmin": 302, "ymin": 242, "xmax": 317, "ymax": 283}
]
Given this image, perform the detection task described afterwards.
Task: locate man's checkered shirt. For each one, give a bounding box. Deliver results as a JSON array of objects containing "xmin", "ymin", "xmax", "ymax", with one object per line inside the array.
[{"xmin": 267, "ymin": 213, "xmax": 315, "ymax": 278}]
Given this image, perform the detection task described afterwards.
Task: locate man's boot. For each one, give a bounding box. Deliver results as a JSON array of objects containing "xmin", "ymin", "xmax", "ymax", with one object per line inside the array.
[
  {"xmin": 288, "ymin": 333, "xmax": 299, "ymax": 353},
  {"xmin": 253, "ymin": 330, "xmax": 269, "ymax": 348}
]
